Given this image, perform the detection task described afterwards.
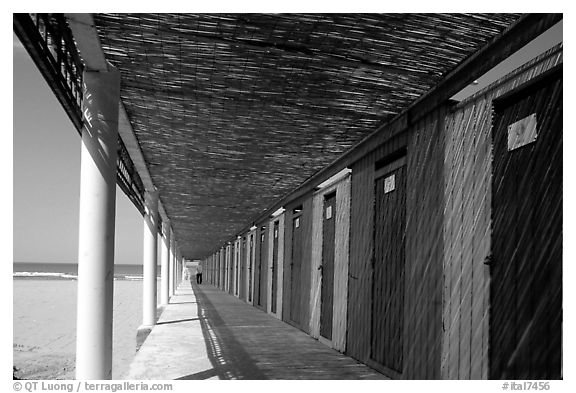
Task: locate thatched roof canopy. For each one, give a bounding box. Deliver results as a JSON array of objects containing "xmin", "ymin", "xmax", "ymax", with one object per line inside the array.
[{"xmin": 92, "ymin": 13, "xmax": 521, "ymax": 258}]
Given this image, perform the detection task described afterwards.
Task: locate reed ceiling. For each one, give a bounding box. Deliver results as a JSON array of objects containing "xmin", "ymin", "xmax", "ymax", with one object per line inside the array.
[{"xmin": 92, "ymin": 13, "xmax": 521, "ymax": 258}]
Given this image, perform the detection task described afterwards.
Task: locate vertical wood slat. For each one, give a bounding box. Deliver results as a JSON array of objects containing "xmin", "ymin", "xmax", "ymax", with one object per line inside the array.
[
  {"xmin": 221, "ymin": 247, "xmax": 226, "ymax": 291},
  {"xmin": 257, "ymin": 225, "xmax": 269, "ymax": 310},
  {"xmin": 348, "ymin": 132, "xmax": 407, "ymax": 365},
  {"xmin": 300, "ymin": 198, "xmax": 314, "ymax": 334},
  {"xmin": 441, "ymin": 44, "xmax": 562, "ymax": 380},
  {"xmin": 234, "ymin": 239, "xmax": 241, "ymax": 297},
  {"xmin": 490, "ymin": 70, "xmax": 562, "ymax": 379},
  {"xmin": 248, "ymin": 229, "xmax": 256, "ymax": 304},
  {"xmin": 404, "ymin": 109, "xmax": 444, "ymax": 380},
  {"xmin": 240, "ymin": 236, "xmax": 247, "ymax": 301},
  {"xmin": 320, "ymin": 193, "xmax": 336, "ymax": 340},
  {"xmin": 310, "ymin": 193, "xmax": 324, "ymax": 339},
  {"xmin": 282, "ymin": 197, "xmax": 313, "ymax": 332},
  {"xmin": 227, "ymin": 243, "xmax": 233, "ymax": 295},
  {"xmin": 282, "ymin": 207, "xmax": 293, "ymax": 323},
  {"xmin": 254, "ymin": 228, "xmax": 262, "ymax": 306},
  {"xmin": 290, "ymin": 210, "xmax": 302, "ymax": 324},
  {"xmin": 372, "ymin": 165, "xmax": 406, "ymax": 373},
  {"xmin": 216, "ymin": 251, "xmax": 220, "ymax": 289},
  {"xmin": 276, "ymin": 214, "xmax": 285, "ymax": 320},
  {"xmin": 266, "ymin": 221, "xmax": 275, "ymax": 314},
  {"xmin": 309, "ymin": 175, "xmax": 351, "ymax": 352},
  {"xmin": 333, "ymin": 177, "xmax": 351, "ymax": 352}
]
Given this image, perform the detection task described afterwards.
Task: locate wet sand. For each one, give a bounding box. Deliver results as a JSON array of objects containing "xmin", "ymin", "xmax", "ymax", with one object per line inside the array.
[{"xmin": 13, "ymin": 279, "xmax": 142, "ymax": 379}]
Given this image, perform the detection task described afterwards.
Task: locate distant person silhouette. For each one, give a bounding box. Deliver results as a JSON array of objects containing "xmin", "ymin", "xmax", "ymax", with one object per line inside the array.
[{"xmin": 195, "ymin": 264, "xmax": 203, "ymax": 284}]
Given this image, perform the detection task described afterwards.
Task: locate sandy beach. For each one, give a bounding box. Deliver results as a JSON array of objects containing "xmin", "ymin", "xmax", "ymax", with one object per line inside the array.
[{"xmin": 13, "ymin": 279, "xmax": 142, "ymax": 379}]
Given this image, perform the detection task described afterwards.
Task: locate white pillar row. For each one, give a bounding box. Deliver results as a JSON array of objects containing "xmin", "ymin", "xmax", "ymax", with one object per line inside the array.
[
  {"xmin": 142, "ymin": 189, "xmax": 159, "ymax": 327},
  {"xmin": 75, "ymin": 66, "xmax": 120, "ymax": 380},
  {"xmin": 178, "ymin": 254, "xmax": 183, "ymax": 285},
  {"xmin": 168, "ymin": 233, "xmax": 175, "ymax": 297},
  {"xmin": 160, "ymin": 221, "xmax": 171, "ymax": 305},
  {"xmin": 174, "ymin": 250, "xmax": 179, "ymax": 289}
]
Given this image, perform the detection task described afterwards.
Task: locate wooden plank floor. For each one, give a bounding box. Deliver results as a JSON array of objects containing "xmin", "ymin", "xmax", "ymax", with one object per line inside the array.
[{"xmin": 125, "ymin": 282, "xmax": 387, "ymax": 380}]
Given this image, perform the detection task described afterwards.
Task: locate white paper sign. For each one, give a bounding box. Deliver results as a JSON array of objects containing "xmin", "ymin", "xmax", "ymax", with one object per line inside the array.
[
  {"xmin": 508, "ymin": 113, "xmax": 538, "ymax": 151},
  {"xmin": 326, "ymin": 205, "xmax": 333, "ymax": 219},
  {"xmin": 384, "ymin": 174, "xmax": 396, "ymax": 193}
]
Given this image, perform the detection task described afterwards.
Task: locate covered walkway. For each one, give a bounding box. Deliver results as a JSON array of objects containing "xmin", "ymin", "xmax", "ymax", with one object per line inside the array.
[{"xmin": 125, "ymin": 282, "xmax": 386, "ymax": 380}]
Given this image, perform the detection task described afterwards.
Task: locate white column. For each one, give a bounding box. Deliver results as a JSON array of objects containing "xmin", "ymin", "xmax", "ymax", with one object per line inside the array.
[
  {"xmin": 182, "ymin": 259, "xmax": 187, "ymax": 283},
  {"xmin": 160, "ymin": 221, "xmax": 171, "ymax": 305},
  {"xmin": 168, "ymin": 233, "xmax": 175, "ymax": 297},
  {"xmin": 142, "ymin": 189, "xmax": 159, "ymax": 327},
  {"xmin": 75, "ymin": 66, "xmax": 120, "ymax": 380},
  {"xmin": 178, "ymin": 254, "xmax": 183, "ymax": 285}
]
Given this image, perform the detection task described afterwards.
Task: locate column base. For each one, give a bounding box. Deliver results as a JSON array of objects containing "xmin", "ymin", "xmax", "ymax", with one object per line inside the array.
[{"xmin": 136, "ymin": 325, "xmax": 154, "ymax": 352}]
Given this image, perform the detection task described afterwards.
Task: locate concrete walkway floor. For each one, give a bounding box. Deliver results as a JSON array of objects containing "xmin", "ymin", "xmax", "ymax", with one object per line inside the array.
[{"xmin": 123, "ymin": 282, "xmax": 387, "ymax": 380}]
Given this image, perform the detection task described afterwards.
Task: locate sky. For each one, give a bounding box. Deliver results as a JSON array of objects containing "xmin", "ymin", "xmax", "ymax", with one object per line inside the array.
[
  {"xmin": 9, "ymin": 16, "xmax": 563, "ymax": 268},
  {"xmin": 12, "ymin": 34, "xmax": 144, "ymax": 265}
]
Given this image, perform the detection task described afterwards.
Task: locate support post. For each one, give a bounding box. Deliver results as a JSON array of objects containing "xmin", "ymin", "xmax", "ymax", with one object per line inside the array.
[
  {"xmin": 142, "ymin": 189, "xmax": 159, "ymax": 326},
  {"xmin": 160, "ymin": 222, "xmax": 171, "ymax": 305},
  {"xmin": 168, "ymin": 233, "xmax": 175, "ymax": 297},
  {"xmin": 75, "ymin": 66, "xmax": 120, "ymax": 380}
]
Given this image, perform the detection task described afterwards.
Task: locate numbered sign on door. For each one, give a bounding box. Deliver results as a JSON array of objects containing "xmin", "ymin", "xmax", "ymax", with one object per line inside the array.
[{"xmin": 384, "ymin": 174, "xmax": 396, "ymax": 194}]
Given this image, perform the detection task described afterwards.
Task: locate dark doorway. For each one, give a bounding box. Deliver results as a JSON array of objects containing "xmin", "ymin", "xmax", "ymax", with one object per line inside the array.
[
  {"xmin": 320, "ymin": 192, "xmax": 336, "ymax": 340},
  {"xmin": 257, "ymin": 227, "xmax": 267, "ymax": 308},
  {"xmin": 490, "ymin": 67, "xmax": 562, "ymax": 380},
  {"xmin": 290, "ymin": 207, "xmax": 303, "ymax": 324},
  {"xmin": 371, "ymin": 159, "xmax": 407, "ymax": 373},
  {"xmin": 271, "ymin": 221, "xmax": 279, "ymax": 314}
]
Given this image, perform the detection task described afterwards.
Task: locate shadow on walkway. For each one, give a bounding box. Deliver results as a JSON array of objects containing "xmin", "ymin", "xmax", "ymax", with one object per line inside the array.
[{"xmin": 176, "ymin": 284, "xmax": 267, "ymax": 380}]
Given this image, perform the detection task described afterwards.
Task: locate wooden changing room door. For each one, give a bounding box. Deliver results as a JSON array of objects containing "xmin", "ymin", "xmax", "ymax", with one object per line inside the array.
[
  {"xmin": 320, "ymin": 192, "xmax": 336, "ymax": 340},
  {"xmin": 490, "ymin": 67, "xmax": 562, "ymax": 380},
  {"xmin": 257, "ymin": 228, "xmax": 267, "ymax": 308},
  {"xmin": 271, "ymin": 221, "xmax": 279, "ymax": 314},
  {"xmin": 290, "ymin": 209, "xmax": 303, "ymax": 324},
  {"xmin": 248, "ymin": 234, "xmax": 254, "ymax": 303},
  {"xmin": 371, "ymin": 159, "xmax": 406, "ymax": 373}
]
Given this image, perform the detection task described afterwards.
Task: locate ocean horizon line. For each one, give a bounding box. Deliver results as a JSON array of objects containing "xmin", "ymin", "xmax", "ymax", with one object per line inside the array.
[{"xmin": 12, "ymin": 262, "xmax": 162, "ymax": 281}]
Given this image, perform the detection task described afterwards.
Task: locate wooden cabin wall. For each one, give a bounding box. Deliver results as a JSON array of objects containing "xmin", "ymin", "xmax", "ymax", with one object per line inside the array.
[
  {"xmin": 201, "ymin": 258, "xmax": 205, "ymax": 283},
  {"xmin": 209, "ymin": 255, "xmax": 213, "ymax": 285},
  {"xmin": 347, "ymin": 106, "xmax": 445, "ymax": 380},
  {"xmin": 239, "ymin": 235, "xmax": 247, "ymax": 301},
  {"xmin": 234, "ymin": 239, "xmax": 241, "ymax": 297},
  {"xmin": 309, "ymin": 175, "xmax": 351, "ymax": 353},
  {"xmin": 441, "ymin": 44, "xmax": 562, "ymax": 380},
  {"xmin": 260, "ymin": 225, "xmax": 269, "ymax": 311},
  {"xmin": 221, "ymin": 248, "xmax": 226, "ymax": 290},
  {"xmin": 282, "ymin": 197, "xmax": 313, "ymax": 332},
  {"xmin": 216, "ymin": 249, "xmax": 224, "ymax": 289},
  {"xmin": 213, "ymin": 253, "xmax": 217, "ymax": 286},
  {"xmin": 215, "ymin": 251, "xmax": 219, "ymax": 288},
  {"xmin": 254, "ymin": 223, "xmax": 269, "ymax": 310},
  {"xmin": 275, "ymin": 214, "xmax": 285, "ymax": 320},
  {"xmin": 332, "ymin": 178, "xmax": 351, "ymax": 352},
  {"xmin": 248, "ymin": 228, "xmax": 257, "ymax": 305},
  {"xmin": 227, "ymin": 243, "xmax": 233, "ymax": 295},
  {"xmin": 254, "ymin": 230, "xmax": 262, "ymax": 306},
  {"xmin": 309, "ymin": 192, "xmax": 324, "ymax": 339},
  {"xmin": 210, "ymin": 256, "xmax": 214, "ymax": 285},
  {"xmin": 347, "ymin": 132, "xmax": 407, "ymax": 366},
  {"xmin": 223, "ymin": 247, "xmax": 228, "ymax": 292},
  {"xmin": 220, "ymin": 248, "xmax": 225, "ymax": 290},
  {"xmin": 402, "ymin": 109, "xmax": 445, "ymax": 380},
  {"xmin": 266, "ymin": 220, "xmax": 275, "ymax": 314}
]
